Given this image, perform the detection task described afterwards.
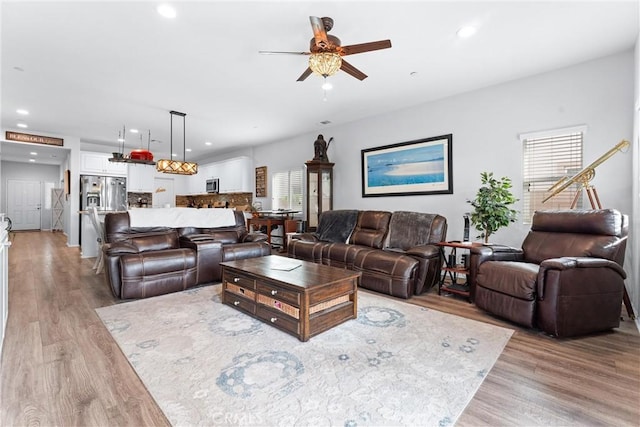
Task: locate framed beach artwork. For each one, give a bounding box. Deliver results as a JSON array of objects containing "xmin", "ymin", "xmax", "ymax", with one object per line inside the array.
[{"xmin": 361, "ymin": 134, "xmax": 453, "ymax": 197}]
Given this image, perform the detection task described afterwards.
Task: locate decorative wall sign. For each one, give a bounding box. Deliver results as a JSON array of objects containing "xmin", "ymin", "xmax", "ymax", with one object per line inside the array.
[
  {"xmin": 361, "ymin": 134, "xmax": 453, "ymax": 197},
  {"xmin": 5, "ymin": 131, "xmax": 64, "ymax": 147},
  {"xmin": 255, "ymin": 166, "xmax": 267, "ymax": 197}
]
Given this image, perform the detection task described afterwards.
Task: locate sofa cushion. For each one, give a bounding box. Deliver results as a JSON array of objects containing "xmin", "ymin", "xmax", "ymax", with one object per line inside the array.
[
  {"xmin": 477, "ymin": 261, "xmax": 539, "ymax": 300},
  {"xmin": 316, "ymin": 209, "xmax": 359, "ymax": 243},
  {"xmin": 349, "ymin": 211, "xmax": 391, "ymax": 249}
]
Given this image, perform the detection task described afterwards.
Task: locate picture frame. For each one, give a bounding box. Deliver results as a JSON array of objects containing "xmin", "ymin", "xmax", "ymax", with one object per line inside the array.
[
  {"xmin": 361, "ymin": 134, "xmax": 453, "ymax": 197},
  {"xmin": 255, "ymin": 166, "xmax": 267, "ymax": 197}
]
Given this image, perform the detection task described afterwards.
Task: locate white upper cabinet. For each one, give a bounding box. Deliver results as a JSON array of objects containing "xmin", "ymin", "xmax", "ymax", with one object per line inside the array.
[
  {"xmin": 80, "ymin": 152, "xmax": 127, "ymax": 176},
  {"xmin": 127, "ymin": 164, "xmax": 155, "ymax": 193}
]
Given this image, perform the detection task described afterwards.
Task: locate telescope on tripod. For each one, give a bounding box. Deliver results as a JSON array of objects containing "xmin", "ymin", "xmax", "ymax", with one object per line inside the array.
[{"xmin": 542, "ymin": 139, "xmax": 630, "ymax": 209}]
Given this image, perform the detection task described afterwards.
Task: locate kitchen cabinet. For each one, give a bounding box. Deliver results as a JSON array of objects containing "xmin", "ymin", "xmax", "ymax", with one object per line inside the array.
[
  {"xmin": 127, "ymin": 164, "xmax": 155, "ymax": 193},
  {"xmin": 81, "ymin": 152, "xmax": 127, "ymax": 176}
]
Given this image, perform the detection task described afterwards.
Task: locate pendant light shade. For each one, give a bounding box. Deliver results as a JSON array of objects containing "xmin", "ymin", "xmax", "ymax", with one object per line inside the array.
[{"xmin": 156, "ymin": 110, "xmax": 198, "ymax": 175}]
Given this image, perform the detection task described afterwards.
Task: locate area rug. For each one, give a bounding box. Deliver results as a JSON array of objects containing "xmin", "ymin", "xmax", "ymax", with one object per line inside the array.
[{"xmin": 97, "ymin": 285, "xmax": 513, "ymax": 426}]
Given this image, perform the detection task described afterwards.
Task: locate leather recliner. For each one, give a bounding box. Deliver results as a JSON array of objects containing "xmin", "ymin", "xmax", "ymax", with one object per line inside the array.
[
  {"xmin": 103, "ymin": 210, "xmax": 271, "ymax": 299},
  {"xmin": 468, "ymin": 209, "xmax": 628, "ymax": 337},
  {"xmin": 289, "ymin": 209, "xmax": 447, "ymax": 298}
]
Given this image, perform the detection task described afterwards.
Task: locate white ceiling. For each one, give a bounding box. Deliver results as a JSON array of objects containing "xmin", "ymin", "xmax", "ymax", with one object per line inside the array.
[{"xmin": 1, "ymin": 1, "xmax": 638, "ymax": 166}]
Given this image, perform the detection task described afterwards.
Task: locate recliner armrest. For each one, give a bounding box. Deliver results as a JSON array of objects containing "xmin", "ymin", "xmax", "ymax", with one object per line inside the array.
[
  {"xmin": 241, "ymin": 233, "xmax": 268, "ymax": 243},
  {"xmin": 104, "ymin": 242, "xmax": 139, "ymax": 256},
  {"xmin": 537, "ymin": 256, "xmax": 627, "ymax": 300},
  {"xmin": 405, "ymin": 245, "xmax": 440, "ymax": 259},
  {"xmin": 290, "ymin": 233, "xmax": 320, "ymax": 243}
]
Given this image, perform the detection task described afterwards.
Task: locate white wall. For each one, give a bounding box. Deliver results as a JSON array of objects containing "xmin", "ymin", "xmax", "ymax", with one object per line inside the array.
[{"xmin": 254, "ymin": 49, "xmax": 636, "ymax": 310}]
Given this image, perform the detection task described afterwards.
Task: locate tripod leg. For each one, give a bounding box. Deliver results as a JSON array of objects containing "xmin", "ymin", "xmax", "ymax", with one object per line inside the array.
[
  {"xmin": 591, "ymin": 187, "xmax": 602, "ymax": 209},
  {"xmin": 570, "ymin": 189, "xmax": 582, "ymax": 209},
  {"xmin": 622, "ymin": 286, "xmax": 636, "ymax": 320}
]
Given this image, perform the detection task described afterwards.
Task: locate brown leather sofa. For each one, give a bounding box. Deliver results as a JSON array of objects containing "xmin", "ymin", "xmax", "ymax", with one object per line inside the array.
[
  {"xmin": 103, "ymin": 210, "xmax": 271, "ymax": 299},
  {"xmin": 468, "ymin": 209, "xmax": 628, "ymax": 337},
  {"xmin": 288, "ymin": 209, "xmax": 447, "ymax": 299}
]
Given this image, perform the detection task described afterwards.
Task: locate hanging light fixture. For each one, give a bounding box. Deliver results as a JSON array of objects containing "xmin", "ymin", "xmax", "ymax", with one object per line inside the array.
[
  {"xmin": 156, "ymin": 110, "xmax": 198, "ymax": 175},
  {"xmin": 308, "ymin": 52, "xmax": 342, "ymax": 77}
]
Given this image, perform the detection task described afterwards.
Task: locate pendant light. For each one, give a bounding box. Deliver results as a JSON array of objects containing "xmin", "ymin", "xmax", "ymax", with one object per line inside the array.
[{"xmin": 156, "ymin": 110, "xmax": 198, "ymax": 175}]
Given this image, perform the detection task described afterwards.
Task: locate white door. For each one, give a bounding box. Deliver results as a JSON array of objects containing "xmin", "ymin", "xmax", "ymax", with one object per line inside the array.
[
  {"xmin": 7, "ymin": 180, "xmax": 42, "ymax": 230},
  {"xmin": 152, "ymin": 177, "xmax": 175, "ymax": 208}
]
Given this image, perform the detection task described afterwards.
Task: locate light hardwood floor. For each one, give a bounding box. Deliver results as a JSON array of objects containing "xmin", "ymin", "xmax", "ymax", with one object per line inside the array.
[{"xmin": 1, "ymin": 231, "xmax": 638, "ymax": 426}]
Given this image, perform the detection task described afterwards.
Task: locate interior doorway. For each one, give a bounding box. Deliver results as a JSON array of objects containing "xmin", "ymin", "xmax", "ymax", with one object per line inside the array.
[{"xmin": 7, "ymin": 179, "xmax": 42, "ymax": 230}]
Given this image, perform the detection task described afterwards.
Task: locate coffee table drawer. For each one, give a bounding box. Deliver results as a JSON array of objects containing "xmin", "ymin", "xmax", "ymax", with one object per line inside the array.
[
  {"xmin": 256, "ymin": 305, "xmax": 300, "ymax": 336},
  {"xmin": 223, "ymin": 291, "xmax": 255, "ymax": 315},
  {"xmin": 223, "ymin": 270, "xmax": 255, "ymax": 289},
  {"xmin": 256, "ymin": 282, "xmax": 300, "ymax": 306}
]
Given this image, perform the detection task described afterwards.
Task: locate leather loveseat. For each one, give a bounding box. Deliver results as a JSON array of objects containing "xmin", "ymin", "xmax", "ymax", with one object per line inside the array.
[
  {"xmin": 468, "ymin": 209, "xmax": 628, "ymax": 337},
  {"xmin": 288, "ymin": 209, "xmax": 447, "ymax": 299},
  {"xmin": 103, "ymin": 210, "xmax": 270, "ymax": 299}
]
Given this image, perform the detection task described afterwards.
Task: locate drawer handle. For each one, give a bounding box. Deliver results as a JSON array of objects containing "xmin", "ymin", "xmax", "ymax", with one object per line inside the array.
[
  {"xmin": 271, "ymin": 290, "xmax": 278, "ymax": 295},
  {"xmin": 270, "ymin": 317, "xmax": 277, "ymax": 323},
  {"xmin": 233, "ymin": 301, "xmax": 240, "ymax": 306},
  {"xmin": 233, "ymin": 277, "xmax": 240, "ymax": 283}
]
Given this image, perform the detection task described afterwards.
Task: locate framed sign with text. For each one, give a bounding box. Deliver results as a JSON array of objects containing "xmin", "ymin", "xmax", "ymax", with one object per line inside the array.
[{"xmin": 5, "ymin": 131, "xmax": 64, "ymax": 147}]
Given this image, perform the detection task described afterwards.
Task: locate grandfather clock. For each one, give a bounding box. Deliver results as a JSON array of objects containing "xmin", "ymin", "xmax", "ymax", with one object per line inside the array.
[{"xmin": 305, "ymin": 161, "xmax": 334, "ymax": 231}]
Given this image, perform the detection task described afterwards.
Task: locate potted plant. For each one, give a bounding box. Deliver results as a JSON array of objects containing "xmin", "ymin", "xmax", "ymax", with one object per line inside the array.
[{"xmin": 468, "ymin": 172, "xmax": 518, "ymax": 243}]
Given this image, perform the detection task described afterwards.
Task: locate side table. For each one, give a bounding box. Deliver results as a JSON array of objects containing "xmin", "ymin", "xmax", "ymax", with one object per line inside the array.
[{"xmin": 437, "ymin": 241, "xmax": 483, "ymax": 301}]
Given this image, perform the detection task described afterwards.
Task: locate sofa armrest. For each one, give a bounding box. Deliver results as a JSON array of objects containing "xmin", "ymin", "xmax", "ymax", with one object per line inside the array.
[
  {"xmin": 241, "ymin": 233, "xmax": 268, "ymax": 243},
  {"xmin": 104, "ymin": 242, "xmax": 139, "ymax": 256},
  {"xmin": 537, "ymin": 256, "xmax": 627, "ymax": 300},
  {"xmin": 180, "ymin": 239, "xmax": 224, "ymax": 285},
  {"xmin": 405, "ymin": 244, "xmax": 440, "ymax": 259},
  {"xmin": 290, "ymin": 233, "xmax": 320, "ymax": 243}
]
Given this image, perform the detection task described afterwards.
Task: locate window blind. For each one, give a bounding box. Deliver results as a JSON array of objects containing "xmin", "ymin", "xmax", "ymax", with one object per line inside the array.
[
  {"xmin": 272, "ymin": 169, "xmax": 303, "ymax": 210},
  {"xmin": 522, "ymin": 132, "xmax": 583, "ymax": 223}
]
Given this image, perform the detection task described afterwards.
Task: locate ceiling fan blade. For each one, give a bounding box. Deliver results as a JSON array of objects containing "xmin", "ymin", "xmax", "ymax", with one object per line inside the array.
[
  {"xmin": 297, "ymin": 67, "xmax": 313, "ymax": 82},
  {"xmin": 259, "ymin": 50, "xmax": 310, "ymax": 55},
  {"xmin": 309, "ymin": 16, "xmax": 329, "ymax": 49},
  {"xmin": 340, "ymin": 59, "xmax": 368, "ymax": 81},
  {"xmin": 340, "ymin": 40, "xmax": 392, "ymax": 56}
]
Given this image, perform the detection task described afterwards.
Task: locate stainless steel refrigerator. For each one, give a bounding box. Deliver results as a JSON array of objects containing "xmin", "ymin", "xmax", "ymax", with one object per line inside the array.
[
  {"xmin": 79, "ymin": 175, "xmax": 127, "ymax": 250},
  {"xmin": 80, "ymin": 175, "xmax": 127, "ymax": 212}
]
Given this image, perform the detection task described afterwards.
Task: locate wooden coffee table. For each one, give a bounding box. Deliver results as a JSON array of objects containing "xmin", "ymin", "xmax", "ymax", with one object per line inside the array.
[{"xmin": 220, "ymin": 255, "xmax": 360, "ymax": 341}]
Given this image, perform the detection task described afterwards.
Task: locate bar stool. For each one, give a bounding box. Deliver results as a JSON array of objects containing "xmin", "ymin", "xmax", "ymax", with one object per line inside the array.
[{"xmin": 88, "ymin": 207, "xmax": 105, "ymax": 274}]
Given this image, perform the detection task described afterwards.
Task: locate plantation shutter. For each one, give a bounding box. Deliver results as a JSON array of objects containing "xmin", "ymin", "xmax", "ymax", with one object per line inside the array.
[
  {"xmin": 272, "ymin": 169, "xmax": 303, "ymax": 210},
  {"xmin": 522, "ymin": 130, "xmax": 583, "ymax": 223}
]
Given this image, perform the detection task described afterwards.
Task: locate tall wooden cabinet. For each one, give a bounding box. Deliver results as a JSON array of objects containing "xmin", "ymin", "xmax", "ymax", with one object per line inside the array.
[{"xmin": 305, "ymin": 161, "xmax": 334, "ymax": 231}]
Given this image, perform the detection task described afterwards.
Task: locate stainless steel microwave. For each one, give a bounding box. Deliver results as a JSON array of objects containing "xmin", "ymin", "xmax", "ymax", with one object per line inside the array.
[{"xmin": 206, "ymin": 178, "xmax": 219, "ymax": 193}]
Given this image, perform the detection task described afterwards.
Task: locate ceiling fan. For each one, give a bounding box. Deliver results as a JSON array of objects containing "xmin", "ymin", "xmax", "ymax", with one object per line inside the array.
[{"xmin": 259, "ymin": 16, "xmax": 392, "ymax": 81}]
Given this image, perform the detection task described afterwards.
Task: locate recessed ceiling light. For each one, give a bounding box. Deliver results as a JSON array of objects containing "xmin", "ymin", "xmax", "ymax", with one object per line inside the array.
[
  {"xmin": 30, "ymin": 152, "xmax": 38, "ymax": 156},
  {"xmin": 17, "ymin": 109, "xmax": 29, "ymax": 115},
  {"xmin": 205, "ymin": 141, "xmax": 212, "ymax": 146},
  {"xmin": 157, "ymin": 4, "xmax": 176, "ymax": 19},
  {"xmin": 17, "ymin": 123, "xmax": 28, "ymax": 128},
  {"xmin": 171, "ymin": 153, "xmax": 177, "ymax": 157},
  {"xmin": 457, "ymin": 26, "xmax": 477, "ymax": 38},
  {"xmin": 185, "ymin": 148, "xmax": 192, "ymax": 152},
  {"xmin": 320, "ymin": 120, "xmax": 331, "ymax": 125},
  {"xmin": 130, "ymin": 128, "xmax": 139, "ymax": 134},
  {"xmin": 29, "ymin": 159, "xmax": 36, "ymax": 162}
]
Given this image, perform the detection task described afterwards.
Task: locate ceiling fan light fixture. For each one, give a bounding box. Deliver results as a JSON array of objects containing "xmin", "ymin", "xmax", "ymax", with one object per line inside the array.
[{"xmin": 309, "ymin": 52, "xmax": 342, "ymax": 77}]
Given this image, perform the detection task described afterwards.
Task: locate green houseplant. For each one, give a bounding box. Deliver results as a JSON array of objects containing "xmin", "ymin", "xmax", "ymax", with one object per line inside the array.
[{"xmin": 468, "ymin": 172, "xmax": 518, "ymax": 243}]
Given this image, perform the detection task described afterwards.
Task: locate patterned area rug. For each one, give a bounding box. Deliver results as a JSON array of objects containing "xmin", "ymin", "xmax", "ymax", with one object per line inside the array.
[{"xmin": 97, "ymin": 285, "xmax": 512, "ymax": 426}]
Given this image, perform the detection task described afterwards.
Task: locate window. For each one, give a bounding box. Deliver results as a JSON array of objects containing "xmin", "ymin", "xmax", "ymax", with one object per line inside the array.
[
  {"xmin": 521, "ymin": 129, "xmax": 583, "ymax": 223},
  {"xmin": 272, "ymin": 169, "xmax": 303, "ymax": 210}
]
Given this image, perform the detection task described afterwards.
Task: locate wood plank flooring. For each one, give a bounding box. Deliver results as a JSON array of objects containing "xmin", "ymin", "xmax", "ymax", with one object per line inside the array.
[{"xmin": 1, "ymin": 231, "xmax": 638, "ymax": 426}]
